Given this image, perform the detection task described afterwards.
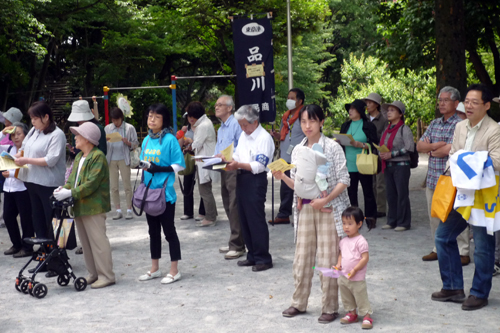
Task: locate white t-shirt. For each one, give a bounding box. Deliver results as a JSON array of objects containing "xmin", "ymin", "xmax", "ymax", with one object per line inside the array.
[{"xmin": 74, "ymin": 157, "xmax": 86, "ymax": 188}]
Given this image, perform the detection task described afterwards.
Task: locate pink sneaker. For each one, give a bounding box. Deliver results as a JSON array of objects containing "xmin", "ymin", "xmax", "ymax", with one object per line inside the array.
[{"xmin": 362, "ymin": 316, "xmax": 373, "ymax": 329}]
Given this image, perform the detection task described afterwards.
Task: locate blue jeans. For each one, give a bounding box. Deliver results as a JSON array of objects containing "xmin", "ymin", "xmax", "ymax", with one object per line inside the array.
[{"xmin": 435, "ymin": 210, "xmax": 495, "ymax": 299}]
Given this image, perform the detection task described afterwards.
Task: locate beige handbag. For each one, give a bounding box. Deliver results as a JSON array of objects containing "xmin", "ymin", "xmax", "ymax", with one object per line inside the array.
[{"xmin": 356, "ymin": 144, "xmax": 378, "ymax": 175}]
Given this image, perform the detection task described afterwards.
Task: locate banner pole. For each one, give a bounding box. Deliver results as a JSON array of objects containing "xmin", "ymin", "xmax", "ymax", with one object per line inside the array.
[
  {"xmin": 103, "ymin": 86, "xmax": 110, "ymax": 125},
  {"xmin": 286, "ymin": 0, "xmax": 293, "ymax": 90},
  {"xmin": 171, "ymin": 76, "xmax": 177, "ymax": 133}
]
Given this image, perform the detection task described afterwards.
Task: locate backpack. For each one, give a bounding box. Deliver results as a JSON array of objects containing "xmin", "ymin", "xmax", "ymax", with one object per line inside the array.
[{"xmin": 404, "ymin": 126, "xmax": 419, "ymax": 169}]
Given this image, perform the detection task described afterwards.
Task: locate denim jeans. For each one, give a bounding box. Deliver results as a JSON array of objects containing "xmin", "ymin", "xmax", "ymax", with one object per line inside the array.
[{"xmin": 435, "ymin": 210, "xmax": 495, "ymax": 299}]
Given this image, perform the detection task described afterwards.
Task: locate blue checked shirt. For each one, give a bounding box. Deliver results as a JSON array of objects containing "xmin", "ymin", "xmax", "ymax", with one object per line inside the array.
[
  {"xmin": 420, "ymin": 113, "xmax": 461, "ymax": 190},
  {"xmin": 215, "ymin": 115, "xmax": 242, "ymax": 155}
]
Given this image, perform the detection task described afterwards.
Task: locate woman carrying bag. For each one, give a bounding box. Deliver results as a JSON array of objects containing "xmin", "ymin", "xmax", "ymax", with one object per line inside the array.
[
  {"xmin": 104, "ymin": 107, "xmax": 139, "ymax": 220},
  {"xmin": 137, "ymin": 103, "xmax": 186, "ymax": 284},
  {"xmin": 339, "ymin": 99, "xmax": 378, "ymax": 225}
]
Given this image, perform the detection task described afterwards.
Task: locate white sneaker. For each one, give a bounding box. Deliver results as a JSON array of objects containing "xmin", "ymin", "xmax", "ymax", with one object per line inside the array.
[
  {"xmin": 138, "ymin": 270, "xmax": 162, "ymax": 281},
  {"xmin": 225, "ymin": 250, "xmax": 246, "ymax": 260},
  {"xmin": 113, "ymin": 211, "xmax": 123, "ymax": 220},
  {"xmin": 125, "ymin": 211, "xmax": 133, "ymax": 220},
  {"xmin": 180, "ymin": 215, "xmax": 193, "ymax": 220},
  {"xmin": 219, "ymin": 246, "xmax": 229, "ymax": 253},
  {"xmin": 195, "ymin": 215, "xmax": 205, "ymax": 221},
  {"xmin": 161, "ymin": 272, "xmax": 181, "ymax": 284}
]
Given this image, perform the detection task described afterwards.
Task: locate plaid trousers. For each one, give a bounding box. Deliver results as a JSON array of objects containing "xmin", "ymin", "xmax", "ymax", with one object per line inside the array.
[{"xmin": 291, "ymin": 205, "xmax": 339, "ymax": 313}]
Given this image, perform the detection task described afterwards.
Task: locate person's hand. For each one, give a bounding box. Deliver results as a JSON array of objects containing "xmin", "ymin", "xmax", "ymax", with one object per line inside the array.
[
  {"xmin": 2, "ymin": 171, "xmax": 9, "ymax": 178},
  {"xmin": 270, "ymin": 130, "xmax": 280, "ymax": 140},
  {"xmin": 347, "ymin": 268, "xmax": 357, "ymax": 280},
  {"xmin": 272, "ymin": 170, "xmax": 285, "ymax": 180},
  {"xmin": 310, "ymin": 197, "xmax": 328, "ymax": 210},
  {"xmin": 92, "ymin": 96, "xmax": 97, "ymax": 103},
  {"xmin": 106, "ymin": 137, "xmax": 111, "ymax": 142},
  {"xmin": 2, "ymin": 126, "xmax": 14, "ymax": 135},
  {"xmin": 54, "ymin": 188, "xmax": 72, "ymax": 201},
  {"xmin": 297, "ymin": 198, "xmax": 303, "ymax": 211},
  {"xmin": 122, "ymin": 137, "xmax": 131, "ymax": 146},
  {"xmin": 423, "ymin": 137, "xmax": 430, "ymax": 144},
  {"xmin": 224, "ymin": 160, "xmax": 239, "ymax": 171},
  {"xmin": 332, "ymin": 264, "xmax": 342, "ymax": 271},
  {"xmin": 14, "ymin": 157, "xmax": 28, "ymax": 166},
  {"xmin": 181, "ymin": 126, "xmax": 188, "ymax": 132},
  {"xmin": 380, "ymin": 152, "xmax": 391, "ymax": 160}
]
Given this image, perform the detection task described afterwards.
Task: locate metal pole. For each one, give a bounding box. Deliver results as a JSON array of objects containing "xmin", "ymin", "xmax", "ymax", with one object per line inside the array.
[
  {"xmin": 103, "ymin": 86, "xmax": 110, "ymax": 125},
  {"xmin": 286, "ymin": 0, "xmax": 293, "ymax": 90},
  {"xmin": 171, "ymin": 76, "xmax": 177, "ymax": 133}
]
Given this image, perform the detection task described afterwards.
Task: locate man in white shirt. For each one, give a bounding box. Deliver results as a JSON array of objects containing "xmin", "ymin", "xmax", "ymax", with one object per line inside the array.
[{"xmin": 225, "ymin": 105, "xmax": 275, "ymax": 272}]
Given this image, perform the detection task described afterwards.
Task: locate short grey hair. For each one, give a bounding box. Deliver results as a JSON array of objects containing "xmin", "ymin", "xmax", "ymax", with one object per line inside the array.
[
  {"xmin": 12, "ymin": 122, "xmax": 29, "ymax": 136},
  {"xmin": 234, "ymin": 105, "xmax": 260, "ymax": 124},
  {"xmin": 219, "ymin": 95, "xmax": 235, "ymax": 112},
  {"xmin": 439, "ymin": 86, "xmax": 461, "ymax": 101}
]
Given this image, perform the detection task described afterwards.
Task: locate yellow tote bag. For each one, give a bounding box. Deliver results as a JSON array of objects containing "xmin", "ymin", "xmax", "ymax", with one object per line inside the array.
[
  {"xmin": 431, "ymin": 172, "xmax": 456, "ymax": 222},
  {"xmin": 356, "ymin": 145, "xmax": 378, "ymax": 175}
]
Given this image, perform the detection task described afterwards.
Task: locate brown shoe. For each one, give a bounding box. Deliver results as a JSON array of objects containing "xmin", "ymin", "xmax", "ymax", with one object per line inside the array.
[
  {"xmin": 422, "ymin": 252, "xmax": 438, "ymax": 261},
  {"xmin": 13, "ymin": 249, "xmax": 33, "ymax": 258},
  {"xmin": 282, "ymin": 307, "xmax": 305, "ymax": 317},
  {"xmin": 252, "ymin": 263, "xmax": 273, "ymax": 272},
  {"xmin": 462, "ymin": 295, "xmax": 488, "ymax": 311},
  {"xmin": 461, "ymin": 256, "xmax": 470, "ymax": 266},
  {"xmin": 318, "ymin": 312, "xmax": 338, "ymax": 324},
  {"xmin": 237, "ymin": 260, "xmax": 255, "ymax": 267},
  {"xmin": 431, "ymin": 289, "xmax": 466, "ymax": 303},
  {"xmin": 268, "ymin": 217, "xmax": 290, "ymax": 225}
]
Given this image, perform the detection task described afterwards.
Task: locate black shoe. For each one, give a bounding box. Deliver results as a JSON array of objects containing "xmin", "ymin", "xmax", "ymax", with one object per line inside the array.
[
  {"xmin": 237, "ymin": 260, "xmax": 256, "ymax": 267},
  {"xmin": 4, "ymin": 246, "xmax": 20, "ymax": 255},
  {"xmin": 45, "ymin": 271, "xmax": 57, "ymax": 278},
  {"xmin": 252, "ymin": 263, "xmax": 273, "ymax": 272},
  {"xmin": 75, "ymin": 247, "xmax": 83, "ymax": 255},
  {"xmin": 28, "ymin": 265, "xmax": 48, "ymax": 274},
  {"xmin": 431, "ymin": 289, "xmax": 466, "ymax": 303},
  {"xmin": 376, "ymin": 212, "xmax": 386, "ymax": 218},
  {"xmin": 13, "ymin": 249, "xmax": 33, "ymax": 258}
]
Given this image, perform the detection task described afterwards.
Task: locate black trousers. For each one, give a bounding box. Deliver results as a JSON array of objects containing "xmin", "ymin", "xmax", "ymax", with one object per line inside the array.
[
  {"xmin": 385, "ymin": 165, "xmax": 411, "ymax": 228},
  {"xmin": 4, "ymin": 190, "xmax": 34, "ymax": 251},
  {"xmin": 24, "ymin": 182, "xmax": 56, "ymax": 239},
  {"xmin": 347, "ymin": 172, "xmax": 377, "ymax": 219},
  {"xmin": 182, "ymin": 168, "xmax": 205, "ymax": 217},
  {"xmin": 146, "ymin": 202, "xmax": 181, "ymax": 261},
  {"xmin": 277, "ymin": 169, "xmax": 294, "ymax": 218},
  {"xmin": 236, "ymin": 171, "xmax": 272, "ymax": 265}
]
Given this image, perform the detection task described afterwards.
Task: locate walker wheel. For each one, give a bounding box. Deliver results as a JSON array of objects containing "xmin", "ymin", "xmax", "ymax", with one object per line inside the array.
[
  {"xmin": 74, "ymin": 277, "xmax": 87, "ymax": 291},
  {"xmin": 15, "ymin": 277, "xmax": 24, "ymax": 292},
  {"xmin": 28, "ymin": 281, "xmax": 39, "ymax": 296},
  {"xmin": 20, "ymin": 279, "xmax": 30, "ymax": 294},
  {"xmin": 32, "ymin": 283, "xmax": 48, "ymax": 299},
  {"xmin": 57, "ymin": 275, "xmax": 70, "ymax": 286}
]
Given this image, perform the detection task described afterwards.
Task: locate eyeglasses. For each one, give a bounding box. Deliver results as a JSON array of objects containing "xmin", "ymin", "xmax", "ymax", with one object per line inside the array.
[
  {"xmin": 214, "ymin": 103, "xmax": 229, "ymax": 108},
  {"xmin": 463, "ymin": 99, "xmax": 484, "ymax": 107},
  {"xmin": 438, "ymin": 98, "xmax": 454, "ymax": 104}
]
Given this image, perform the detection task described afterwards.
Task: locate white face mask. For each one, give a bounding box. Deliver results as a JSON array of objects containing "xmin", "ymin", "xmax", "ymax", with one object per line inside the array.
[{"xmin": 286, "ymin": 99, "xmax": 296, "ymax": 110}]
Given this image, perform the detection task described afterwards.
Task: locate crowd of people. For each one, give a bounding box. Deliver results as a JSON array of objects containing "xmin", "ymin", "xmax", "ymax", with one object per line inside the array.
[{"xmin": 2, "ymin": 82, "xmax": 500, "ymax": 327}]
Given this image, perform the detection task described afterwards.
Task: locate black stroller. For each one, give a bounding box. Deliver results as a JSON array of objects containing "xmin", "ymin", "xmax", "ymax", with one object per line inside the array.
[{"xmin": 15, "ymin": 196, "xmax": 87, "ymax": 298}]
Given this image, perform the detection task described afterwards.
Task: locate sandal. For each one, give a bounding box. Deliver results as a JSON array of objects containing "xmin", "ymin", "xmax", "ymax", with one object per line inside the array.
[
  {"xmin": 362, "ymin": 317, "xmax": 373, "ymax": 329},
  {"xmin": 138, "ymin": 270, "xmax": 162, "ymax": 281},
  {"xmin": 340, "ymin": 313, "xmax": 358, "ymax": 324}
]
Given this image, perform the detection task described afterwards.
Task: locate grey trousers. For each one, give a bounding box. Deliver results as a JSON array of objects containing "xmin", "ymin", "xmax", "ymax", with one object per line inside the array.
[
  {"xmin": 198, "ymin": 179, "xmax": 218, "ymax": 221},
  {"xmin": 221, "ymin": 170, "xmax": 245, "ymax": 251}
]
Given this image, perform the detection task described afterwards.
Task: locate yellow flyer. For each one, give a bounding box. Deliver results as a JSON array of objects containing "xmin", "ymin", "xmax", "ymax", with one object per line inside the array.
[
  {"xmin": 373, "ymin": 143, "xmax": 390, "ymax": 153},
  {"xmin": 106, "ymin": 132, "xmax": 122, "ymax": 143},
  {"xmin": 267, "ymin": 158, "xmax": 296, "ymax": 172},
  {"xmin": 221, "ymin": 143, "xmax": 234, "ymax": 162}
]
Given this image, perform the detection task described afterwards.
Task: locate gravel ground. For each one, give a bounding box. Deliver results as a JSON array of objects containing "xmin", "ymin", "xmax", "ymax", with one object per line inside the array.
[{"xmin": 1, "ymin": 153, "xmax": 499, "ymax": 333}]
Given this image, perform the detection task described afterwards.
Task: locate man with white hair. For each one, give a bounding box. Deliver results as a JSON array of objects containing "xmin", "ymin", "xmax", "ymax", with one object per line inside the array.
[
  {"xmin": 214, "ymin": 95, "xmax": 245, "ymax": 260},
  {"xmin": 225, "ymin": 105, "xmax": 275, "ymax": 272},
  {"xmin": 417, "ymin": 86, "xmax": 469, "ymax": 265}
]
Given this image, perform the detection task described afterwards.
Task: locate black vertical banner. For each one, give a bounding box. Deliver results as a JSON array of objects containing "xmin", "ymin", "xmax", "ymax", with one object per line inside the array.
[{"xmin": 232, "ymin": 17, "xmax": 276, "ymax": 123}]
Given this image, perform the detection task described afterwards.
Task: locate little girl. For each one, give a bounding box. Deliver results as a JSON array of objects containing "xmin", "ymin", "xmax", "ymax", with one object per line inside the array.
[{"xmin": 334, "ymin": 206, "xmax": 374, "ymax": 329}]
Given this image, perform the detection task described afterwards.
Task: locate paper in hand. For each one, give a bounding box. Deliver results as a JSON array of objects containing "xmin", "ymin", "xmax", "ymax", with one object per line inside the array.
[
  {"xmin": 267, "ymin": 158, "xmax": 296, "ymax": 172},
  {"xmin": 106, "ymin": 132, "xmax": 122, "ymax": 143},
  {"xmin": 331, "ymin": 133, "xmax": 354, "ymax": 146},
  {"xmin": 373, "ymin": 143, "xmax": 390, "ymax": 153}
]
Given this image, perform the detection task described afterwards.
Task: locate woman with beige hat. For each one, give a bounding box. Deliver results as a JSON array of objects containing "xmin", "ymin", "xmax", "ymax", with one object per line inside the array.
[
  {"xmin": 379, "ymin": 101, "xmax": 414, "ymax": 231},
  {"xmin": 54, "ymin": 121, "xmax": 115, "ymax": 289},
  {"xmin": 67, "ymin": 99, "xmax": 107, "ymax": 156}
]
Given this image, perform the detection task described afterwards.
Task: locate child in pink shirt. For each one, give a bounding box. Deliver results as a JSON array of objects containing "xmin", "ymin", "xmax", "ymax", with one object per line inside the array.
[{"xmin": 334, "ymin": 206, "xmax": 374, "ymax": 329}]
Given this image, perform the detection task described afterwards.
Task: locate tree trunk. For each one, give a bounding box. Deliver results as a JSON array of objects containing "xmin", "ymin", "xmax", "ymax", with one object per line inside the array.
[
  {"xmin": 434, "ymin": 0, "xmax": 466, "ymax": 117},
  {"xmin": 35, "ymin": 37, "xmax": 56, "ymax": 101}
]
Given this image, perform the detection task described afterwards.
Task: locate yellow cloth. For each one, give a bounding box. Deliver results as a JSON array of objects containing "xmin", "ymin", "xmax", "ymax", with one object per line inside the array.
[{"xmin": 456, "ymin": 175, "xmax": 500, "ymax": 235}]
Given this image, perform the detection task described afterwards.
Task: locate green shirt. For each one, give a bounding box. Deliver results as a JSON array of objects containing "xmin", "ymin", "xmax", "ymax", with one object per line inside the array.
[
  {"xmin": 345, "ymin": 119, "xmax": 367, "ymax": 172},
  {"xmin": 64, "ymin": 147, "xmax": 111, "ymax": 217}
]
